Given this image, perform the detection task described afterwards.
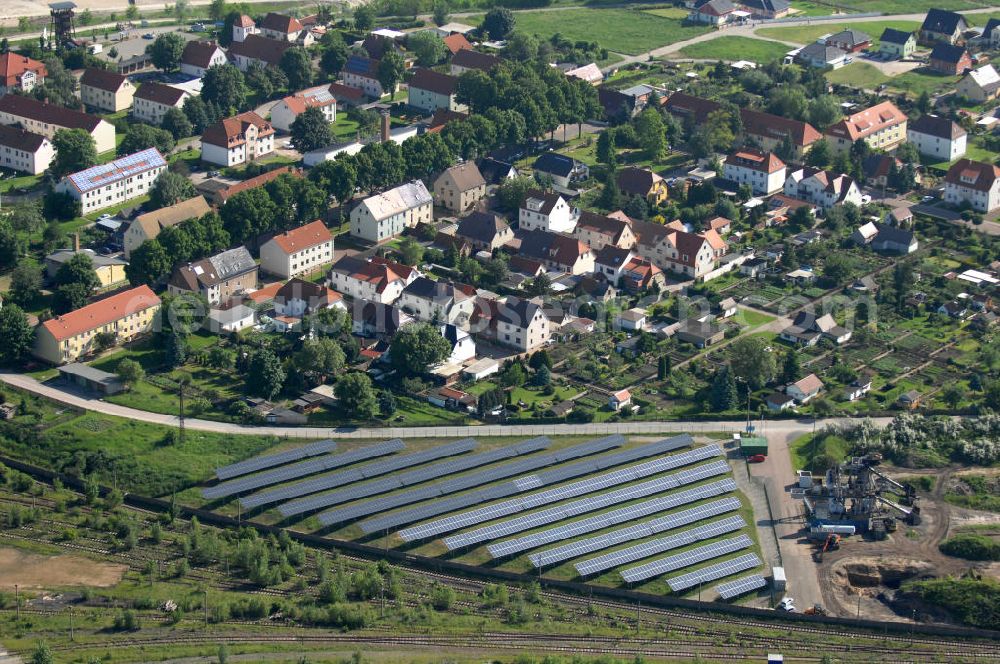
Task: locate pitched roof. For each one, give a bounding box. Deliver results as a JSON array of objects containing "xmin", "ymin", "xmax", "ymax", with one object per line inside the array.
[
  {"xmin": 356, "ymin": 180, "xmax": 433, "ymax": 222},
  {"xmin": 533, "ymin": 152, "xmax": 579, "ymax": 178},
  {"xmin": 594, "ymin": 244, "xmax": 632, "ymax": 269},
  {"xmin": 450, "ymin": 48, "xmax": 500, "ymax": 71},
  {"xmin": 362, "ymin": 34, "xmax": 395, "ymax": 60},
  {"xmin": 880, "ymin": 27, "xmax": 913, "ymax": 45},
  {"xmin": 791, "ymin": 373, "xmax": 823, "ymax": 394},
  {"xmin": 132, "ymin": 195, "xmax": 211, "ymax": 237},
  {"xmin": 944, "ymin": 158, "xmax": 1000, "ymax": 192},
  {"xmin": 861, "ymin": 154, "xmax": 900, "ymax": 180},
  {"xmin": 983, "ymin": 18, "xmax": 1000, "ymax": 40},
  {"xmin": 0, "ymin": 95, "xmax": 103, "ymax": 132},
  {"xmin": 826, "ymin": 29, "xmax": 870, "ymax": 47},
  {"xmin": 409, "ymin": 67, "xmax": 459, "ymax": 96},
  {"xmin": 79, "ymin": 67, "xmax": 127, "ymax": 93},
  {"xmin": 327, "ymin": 82, "xmax": 366, "ymax": 102},
  {"xmin": 170, "ymin": 246, "xmax": 256, "ymax": 291},
  {"xmin": 741, "ymin": 0, "xmax": 789, "ymax": 11},
  {"xmin": 695, "ymin": 0, "xmax": 735, "ymax": 16},
  {"xmin": 798, "ymin": 42, "xmax": 846, "ymax": 63},
  {"xmin": 494, "ymin": 296, "xmax": 543, "ymax": 328},
  {"xmin": 826, "ymin": 101, "xmax": 906, "ymax": 142},
  {"xmin": 965, "ymin": 64, "xmax": 1000, "ymax": 90},
  {"xmin": 181, "ymin": 40, "xmax": 224, "ymax": 68},
  {"xmin": 227, "ymin": 34, "xmax": 294, "ymax": 66},
  {"xmin": 40, "ymin": 285, "xmax": 161, "ymax": 342},
  {"xmin": 260, "ymin": 12, "xmax": 303, "ymax": 34},
  {"xmin": 274, "ymin": 277, "xmax": 341, "ymax": 305},
  {"xmin": 616, "ymin": 167, "xmax": 663, "ymax": 196},
  {"xmin": 266, "ymin": 219, "xmax": 331, "ymax": 254},
  {"xmin": 740, "ymin": 108, "xmax": 821, "ymax": 148},
  {"xmin": 442, "ymin": 32, "xmax": 472, "ymax": 54},
  {"xmin": 438, "ymin": 162, "xmax": 485, "ymax": 192},
  {"xmin": 62, "ymin": 148, "xmax": 166, "ymax": 194},
  {"xmin": 0, "ymin": 123, "xmax": 48, "ymax": 152},
  {"xmin": 209, "ymin": 166, "xmax": 301, "ymax": 204},
  {"xmin": 0, "ymin": 52, "xmax": 46, "ymax": 87},
  {"xmin": 664, "ymin": 92, "xmax": 722, "ymax": 118},
  {"xmin": 909, "ymin": 114, "xmax": 966, "ymax": 140},
  {"xmin": 725, "ymin": 149, "xmax": 785, "ymax": 174},
  {"xmin": 576, "ymin": 210, "xmax": 631, "ymax": 243},
  {"xmin": 427, "ymin": 108, "xmax": 468, "ymax": 132},
  {"xmin": 46, "ymin": 247, "xmax": 126, "ymax": 269},
  {"xmin": 134, "ymin": 81, "xmax": 188, "ymax": 106},
  {"xmin": 402, "ymin": 276, "xmax": 472, "ymax": 304},
  {"xmin": 331, "ymin": 255, "xmax": 416, "ymax": 293},
  {"xmin": 520, "ymin": 229, "xmax": 592, "ymax": 267},
  {"xmin": 279, "ymin": 85, "xmax": 336, "ymax": 114},
  {"xmin": 456, "ymin": 211, "xmax": 509, "ymax": 244},
  {"xmin": 565, "ymin": 63, "xmax": 603, "ymax": 84},
  {"xmin": 521, "ymin": 189, "xmax": 564, "ymax": 215},
  {"xmin": 871, "ymin": 223, "xmax": 915, "ymax": 248},
  {"xmin": 345, "ymin": 54, "xmax": 380, "ymax": 79},
  {"xmin": 921, "ymin": 8, "xmax": 968, "ymax": 35},
  {"xmin": 234, "ymin": 14, "xmax": 255, "ymax": 27},
  {"xmin": 929, "ymin": 43, "xmax": 968, "ymax": 64},
  {"xmin": 201, "ymin": 111, "xmax": 273, "ymax": 148}
]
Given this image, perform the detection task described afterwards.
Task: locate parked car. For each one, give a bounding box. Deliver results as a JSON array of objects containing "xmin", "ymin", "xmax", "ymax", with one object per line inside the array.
[
  {"xmin": 142, "ymin": 32, "xmax": 155, "ymax": 39},
  {"xmin": 748, "ymin": 454, "xmax": 767, "ymax": 463},
  {"xmin": 778, "ymin": 598, "xmax": 796, "ymax": 612}
]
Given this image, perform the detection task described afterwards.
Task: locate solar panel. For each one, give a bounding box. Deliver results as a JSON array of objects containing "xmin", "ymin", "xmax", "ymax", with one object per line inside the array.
[
  {"xmin": 240, "ymin": 439, "xmax": 476, "ymax": 510},
  {"xmin": 203, "ymin": 440, "xmax": 404, "ymax": 500},
  {"xmin": 215, "ymin": 440, "xmax": 339, "ymax": 480},
  {"xmin": 363, "ymin": 436, "xmax": 692, "ymax": 534},
  {"xmin": 400, "ymin": 438, "xmax": 711, "ymax": 542},
  {"xmin": 68, "ymin": 148, "xmax": 167, "ymax": 193},
  {"xmin": 716, "ymin": 574, "xmax": 767, "ymax": 600},
  {"xmin": 667, "ymin": 553, "xmax": 762, "ymax": 592},
  {"xmin": 570, "ymin": 515, "xmax": 746, "ymax": 576},
  {"xmin": 619, "ymin": 534, "xmax": 752, "ymax": 584}
]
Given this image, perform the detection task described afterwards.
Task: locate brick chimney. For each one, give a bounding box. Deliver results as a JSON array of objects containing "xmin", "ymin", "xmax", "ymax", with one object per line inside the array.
[
  {"xmin": 73, "ymin": 233, "xmax": 80, "ymax": 252},
  {"xmin": 380, "ymin": 110, "xmax": 391, "ymax": 143}
]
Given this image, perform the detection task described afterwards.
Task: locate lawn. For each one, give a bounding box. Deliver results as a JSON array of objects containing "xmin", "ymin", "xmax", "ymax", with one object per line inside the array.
[
  {"xmin": 886, "ymin": 68, "xmax": 959, "ymax": 97},
  {"xmin": 504, "ymin": 8, "xmax": 712, "ymax": 56},
  {"xmin": 837, "ymin": 0, "xmax": 981, "ymax": 12},
  {"xmin": 788, "ymin": 1, "xmax": 842, "ymax": 16},
  {"xmin": 757, "ymin": 20, "xmax": 921, "ymax": 46},
  {"xmin": 824, "ymin": 62, "xmax": 890, "ymax": 89},
  {"xmin": 642, "ymin": 7, "xmax": 689, "ymax": 19},
  {"xmin": 0, "ymin": 170, "xmax": 42, "ymax": 194},
  {"xmin": 678, "ymin": 36, "xmax": 790, "ymax": 64},
  {"xmin": 734, "ymin": 308, "xmax": 776, "ymax": 328}
]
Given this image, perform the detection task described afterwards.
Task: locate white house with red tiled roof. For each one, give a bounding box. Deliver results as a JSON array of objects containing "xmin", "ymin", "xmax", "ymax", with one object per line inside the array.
[
  {"xmin": 80, "ymin": 68, "xmax": 135, "ymax": 113},
  {"xmin": 180, "ymin": 40, "xmax": 228, "ymax": 78},
  {"xmin": 0, "ymin": 124, "xmax": 54, "ymax": 175},
  {"xmin": 723, "ymin": 149, "xmax": 786, "ymax": 195},
  {"xmin": 0, "ymin": 95, "xmax": 115, "ymax": 153},
  {"xmin": 259, "ymin": 12, "xmax": 305, "ymax": 42},
  {"xmin": 632, "ymin": 221, "xmax": 723, "ymax": 280},
  {"xmin": 609, "ymin": 389, "xmax": 632, "ymax": 411},
  {"xmin": 943, "ymin": 158, "xmax": 1000, "ymax": 213},
  {"xmin": 232, "ymin": 14, "xmax": 258, "ymax": 43},
  {"xmin": 200, "ymin": 111, "xmax": 274, "ymax": 166},
  {"xmin": 270, "ymin": 85, "xmax": 337, "ymax": 132},
  {"xmin": 0, "ymin": 52, "xmax": 46, "ymax": 96},
  {"xmin": 784, "ymin": 166, "xmax": 862, "ymax": 210},
  {"xmin": 259, "ymin": 220, "xmax": 334, "ymax": 278},
  {"xmin": 328, "ymin": 255, "xmax": 420, "ymax": 304},
  {"xmin": 133, "ymin": 81, "xmax": 189, "ymax": 125},
  {"xmin": 33, "ymin": 285, "xmax": 162, "ymax": 364}
]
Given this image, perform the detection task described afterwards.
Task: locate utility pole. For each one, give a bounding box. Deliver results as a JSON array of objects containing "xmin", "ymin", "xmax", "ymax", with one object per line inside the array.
[
  {"xmin": 14, "ymin": 584, "xmax": 19, "ymax": 621},
  {"xmin": 69, "ymin": 607, "xmax": 74, "ymax": 641},
  {"xmin": 204, "ymin": 589, "xmax": 208, "ymax": 628},
  {"xmin": 178, "ymin": 380, "xmax": 186, "ymax": 447},
  {"xmin": 857, "ymin": 594, "xmax": 862, "ymax": 618}
]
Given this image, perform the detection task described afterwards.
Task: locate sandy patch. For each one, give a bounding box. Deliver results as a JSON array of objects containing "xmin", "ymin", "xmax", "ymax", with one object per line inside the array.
[{"xmin": 0, "ymin": 547, "xmax": 127, "ymax": 589}]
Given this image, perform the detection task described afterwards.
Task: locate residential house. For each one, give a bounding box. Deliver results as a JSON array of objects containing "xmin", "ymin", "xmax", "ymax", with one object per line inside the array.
[
  {"xmin": 436, "ymin": 323, "xmax": 476, "ymax": 367},
  {"xmin": 844, "ymin": 373, "xmax": 874, "ymax": 402},
  {"xmin": 796, "ymin": 42, "xmax": 848, "ymax": 69},
  {"xmin": 0, "ymin": 52, "xmax": 46, "ymax": 95},
  {"xmin": 879, "ymin": 28, "xmax": 916, "ymax": 59},
  {"xmin": 260, "ymin": 219, "xmax": 334, "ymax": 278},
  {"xmin": 269, "ymin": 85, "xmax": 337, "ymax": 133},
  {"xmin": 343, "ymin": 55, "xmax": 391, "ymax": 98},
  {"xmin": 825, "ymin": 29, "xmax": 871, "ymax": 52},
  {"xmin": 231, "ymin": 14, "xmax": 258, "ymax": 42},
  {"xmin": 705, "ymin": 216, "xmax": 732, "ymax": 236},
  {"xmin": 482, "ymin": 296, "xmax": 551, "ymax": 352},
  {"xmin": 599, "ymin": 87, "xmax": 641, "ymax": 121},
  {"xmin": 886, "ymin": 206, "xmax": 914, "ymax": 227},
  {"xmin": 0, "ymin": 95, "xmax": 115, "ymax": 153},
  {"xmin": 688, "ymin": 0, "xmax": 736, "ymax": 25},
  {"xmin": 455, "ymin": 211, "xmax": 513, "ymax": 252},
  {"xmin": 352, "ymin": 300, "xmax": 414, "ymax": 338},
  {"xmin": 227, "ymin": 34, "xmax": 294, "ymax": 71},
  {"xmin": 328, "ymin": 255, "xmax": 419, "ymax": 304},
  {"xmin": 594, "ymin": 246, "xmax": 635, "ymax": 286},
  {"xmin": 33, "ymin": 285, "xmax": 161, "ymax": 364},
  {"xmin": 861, "ymin": 154, "xmax": 906, "ymax": 189},
  {"xmin": 532, "ymin": 152, "xmax": 589, "ymax": 189},
  {"xmin": 632, "ymin": 222, "xmax": 723, "ymax": 280},
  {"xmin": 617, "ymin": 167, "xmax": 668, "ymax": 205},
  {"xmin": 0, "ymin": 124, "xmax": 53, "ymax": 175},
  {"xmin": 851, "ymin": 221, "xmax": 879, "ymax": 246},
  {"xmin": 200, "ymin": 111, "xmax": 274, "ymax": 167},
  {"xmin": 898, "ymin": 389, "xmax": 922, "ymax": 409},
  {"xmin": 780, "ymin": 311, "xmax": 852, "ymax": 346},
  {"xmin": 573, "ymin": 211, "xmax": 636, "ymax": 251},
  {"xmin": 427, "ymin": 386, "xmax": 476, "ymax": 412},
  {"xmin": 433, "ymin": 162, "xmax": 486, "ymax": 212},
  {"xmin": 349, "ymin": 180, "xmax": 433, "ymax": 243},
  {"xmin": 519, "ymin": 190, "xmax": 578, "ymax": 233},
  {"xmin": 168, "ymin": 246, "xmax": 258, "ymax": 305},
  {"xmin": 675, "ymin": 319, "xmax": 725, "ymax": 348},
  {"xmin": 740, "ymin": 256, "xmax": 769, "ymax": 278},
  {"xmin": 982, "ymin": 18, "xmax": 1000, "ymax": 47},
  {"xmin": 328, "ymin": 82, "xmax": 366, "ymax": 107},
  {"xmin": 920, "ymin": 8, "xmax": 968, "ymax": 45},
  {"xmin": 519, "ymin": 229, "xmax": 596, "ymax": 275},
  {"xmin": 938, "ymin": 300, "xmax": 969, "ymax": 319},
  {"xmin": 449, "ymin": 49, "xmax": 500, "ymax": 75},
  {"xmin": 766, "ymin": 392, "xmax": 796, "ymax": 411},
  {"xmin": 273, "ymin": 278, "xmax": 344, "ymax": 318},
  {"xmin": 259, "ymin": 12, "xmax": 304, "ymax": 42},
  {"xmin": 124, "ymin": 196, "xmax": 211, "ymax": 259},
  {"xmin": 56, "ymin": 148, "xmax": 166, "ymax": 215},
  {"xmin": 565, "ymin": 63, "xmax": 603, "ymax": 85},
  {"xmin": 825, "ymin": 101, "xmax": 907, "ymax": 153},
  {"xmin": 442, "ymin": 32, "xmax": 472, "ymax": 55},
  {"xmin": 928, "ymin": 43, "xmax": 972, "ymax": 75},
  {"xmin": 957, "ymin": 64, "xmax": 1000, "ymax": 103},
  {"xmin": 478, "ymin": 156, "xmax": 517, "ymax": 184},
  {"xmin": 783, "ymin": 167, "xmax": 862, "ymax": 209},
  {"xmin": 132, "ymin": 82, "xmax": 189, "ymax": 126},
  {"xmin": 871, "ymin": 224, "xmax": 918, "ymax": 255},
  {"xmin": 616, "ymin": 308, "xmax": 647, "ymax": 332},
  {"xmin": 723, "ymin": 149, "xmax": 786, "ymax": 196},
  {"xmin": 398, "ymin": 277, "xmax": 475, "ymax": 325},
  {"xmin": 786, "ymin": 373, "xmax": 823, "ymax": 403},
  {"xmin": 663, "ymin": 92, "xmax": 722, "ymax": 122},
  {"xmin": 741, "ymin": 0, "xmax": 790, "ymax": 18},
  {"xmin": 180, "ymin": 40, "xmax": 228, "ymax": 77},
  {"xmin": 44, "ymin": 246, "xmax": 127, "ymax": 289},
  {"xmin": 943, "ymin": 158, "xmax": 1000, "ymax": 213},
  {"xmin": 198, "ymin": 165, "xmax": 301, "ymax": 205},
  {"xmin": 908, "ymin": 114, "xmax": 967, "ymax": 162},
  {"xmin": 609, "ymin": 389, "xmax": 632, "ymax": 411},
  {"xmin": 205, "ymin": 304, "xmax": 256, "ymax": 334},
  {"xmin": 740, "ymin": 108, "xmax": 822, "ymax": 160},
  {"xmin": 432, "ymin": 22, "xmax": 476, "ymax": 37},
  {"xmin": 407, "ymin": 68, "xmax": 465, "ymax": 114},
  {"xmin": 715, "ymin": 297, "xmax": 738, "ymax": 318},
  {"xmin": 79, "ymin": 68, "xmax": 135, "ymax": 113}
]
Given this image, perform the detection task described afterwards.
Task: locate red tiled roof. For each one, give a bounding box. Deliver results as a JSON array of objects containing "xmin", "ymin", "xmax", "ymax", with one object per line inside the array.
[
  {"xmin": 826, "ymin": 101, "xmax": 906, "ymax": 142},
  {"xmin": 443, "ymin": 33, "xmax": 472, "ymax": 54},
  {"xmin": 260, "ymin": 12, "xmax": 302, "ymax": 34},
  {"xmin": 135, "ymin": 81, "xmax": 187, "ymax": 106},
  {"xmin": 408, "ymin": 68, "xmax": 458, "ymax": 96},
  {"xmin": 944, "ymin": 158, "xmax": 1000, "ymax": 192},
  {"xmin": 725, "ymin": 149, "xmax": 785, "ymax": 174},
  {"xmin": 214, "ymin": 166, "xmax": 301, "ymax": 204},
  {"xmin": 181, "ymin": 40, "xmax": 224, "ymax": 69},
  {"xmin": 268, "ymin": 220, "xmax": 331, "ymax": 254},
  {"xmin": 40, "ymin": 286, "xmax": 160, "ymax": 342},
  {"xmin": 0, "ymin": 95, "xmax": 102, "ymax": 132},
  {"xmin": 740, "ymin": 108, "xmax": 821, "ymax": 148},
  {"xmin": 0, "ymin": 52, "xmax": 46, "ymax": 88},
  {"xmin": 201, "ymin": 111, "xmax": 273, "ymax": 148}
]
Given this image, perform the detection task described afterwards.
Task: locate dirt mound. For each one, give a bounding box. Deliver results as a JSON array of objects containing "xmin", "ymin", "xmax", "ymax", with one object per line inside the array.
[
  {"xmin": 838, "ymin": 557, "xmax": 936, "ymax": 590},
  {"xmin": 0, "ymin": 547, "xmax": 126, "ymax": 589}
]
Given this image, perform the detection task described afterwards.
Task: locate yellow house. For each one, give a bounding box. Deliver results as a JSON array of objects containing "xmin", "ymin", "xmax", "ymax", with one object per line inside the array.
[
  {"xmin": 44, "ymin": 247, "xmax": 128, "ymax": 289},
  {"xmin": 33, "ymin": 285, "xmax": 161, "ymax": 365},
  {"xmin": 824, "ymin": 101, "xmax": 907, "ymax": 154},
  {"xmin": 79, "ymin": 68, "xmax": 136, "ymax": 113},
  {"xmin": 617, "ymin": 167, "xmax": 668, "ymax": 206}
]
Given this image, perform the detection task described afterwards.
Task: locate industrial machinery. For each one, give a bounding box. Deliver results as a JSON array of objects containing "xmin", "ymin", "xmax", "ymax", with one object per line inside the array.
[
  {"xmin": 813, "ymin": 533, "xmax": 841, "ymax": 562},
  {"xmin": 800, "ymin": 453, "xmax": 920, "ymax": 536}
]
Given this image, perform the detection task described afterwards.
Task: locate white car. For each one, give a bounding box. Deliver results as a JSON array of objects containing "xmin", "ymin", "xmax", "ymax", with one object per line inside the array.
[{"xmin": 778, "ymin": 598, "xmax": 796, "ymax": 612}]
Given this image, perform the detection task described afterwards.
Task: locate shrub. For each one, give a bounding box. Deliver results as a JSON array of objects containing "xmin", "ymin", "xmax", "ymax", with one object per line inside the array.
[{"xmin": 939, "ymin": 534, "xmax": 1000, "ymax": 561}]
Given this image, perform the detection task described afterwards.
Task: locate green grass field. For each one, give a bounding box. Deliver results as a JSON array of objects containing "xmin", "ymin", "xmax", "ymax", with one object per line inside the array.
[
  {"xmin": 678, "ymin": 36, "xmax": 790, "ymax": 63},
  {"xmin": 505, "ymin": 8, "xmax": 712, "ymax": 55},
  {"xmin": 757, "ymin": 20, "xmax": 921, "ymax": 46},
  {"xmin": 836, "ymin": 0, "xmax": 981, "ymax": 12},
  {"xmin": 824, "ymin": 62, "xmax": 891, "ymax": 88}
]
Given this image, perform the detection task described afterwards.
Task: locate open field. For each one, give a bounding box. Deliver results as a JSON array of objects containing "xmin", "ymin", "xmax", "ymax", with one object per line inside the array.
[
  {"xmin": 678, "ymin": 36, "xmax": 790, "ymax": 63},
  {"xmin": 0, "ymin": 548, "xmax": 126, "ymax": 588},
  {"xmin": 825, "ymin": 61, "xmax": 891, "ymax": 88},
  {"xmin": 835, "ymin": 0, "xmax": 983, "ymax": 12},
  {"xmin": 757, "ymin": 20, "xmax": 922, "ymax": 46}
]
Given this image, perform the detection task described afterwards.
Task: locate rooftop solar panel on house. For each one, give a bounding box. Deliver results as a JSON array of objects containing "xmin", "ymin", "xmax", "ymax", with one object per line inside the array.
[
  {"xmin": 667, "ymin": 553, "xmax": 762, "ymax": 592},
  {"xmin": 215, "ymin": 440, "xmax": 339, "ymax": 480},
  {"xmin": 716, "ymin": 574, "xmax": 767, "ymax": 599},
  {"xmin": 619, "ymin": 534, "xmax": 752, "ymax": 584}
]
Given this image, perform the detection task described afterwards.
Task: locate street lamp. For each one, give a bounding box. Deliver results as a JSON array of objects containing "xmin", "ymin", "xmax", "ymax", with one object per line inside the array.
[{"xmin": 735, "ymin": 376, "xmax": 752, "ymax": 434}]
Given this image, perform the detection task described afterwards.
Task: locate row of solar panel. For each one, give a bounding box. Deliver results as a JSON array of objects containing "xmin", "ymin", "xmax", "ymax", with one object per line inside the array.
[
  {"xmin": 204, "ymin": 440, "xmax": 406, "ymax": 500},
  {"xmin": 366, "ymin": 436, "xmax": 692, "ymax": 536},
  {"xmin": 215, "ymin": 440, "xmax": 339, "ymax": 480},
  {"xmin": 241, "ymin": 439, "xmax": 478, "ymax": 509},
  {"xmin": 716, "ymin": 574, "xmax": 767, "ymax": 600},
  {"xmin": 400, "ymin": 440, "xmax": 713, "ymax": 543},
  {"xmin": 620, "ymin": 534, "xmax": 753, "ymax": 583},
  {"xmin": 278, "ymin": 438, "xmax": 553, "ymax": 518},
  {"xmin": 321, "ymin": 435, "xmax": 632, "ymax": 530},
  {"xmin": 529, "ymin": 496, "xmax": 741, "ymax": 569},
  {"xmin": 484, "ymin": 470, "xmax": 734, "ymax": 559},
  {"xmin": 667, "ymin": 553, "xmax": 762, "ymax": 592}
]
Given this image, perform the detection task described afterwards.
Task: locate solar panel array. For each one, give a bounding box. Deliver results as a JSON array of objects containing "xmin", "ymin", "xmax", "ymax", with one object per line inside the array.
[
  {"xmin": 619, "ymin": 534, "xmax": 753, "ymax": 584},
  {"xmin": 571, "ymin": 515, "xmax": 746, "ymax": 576},
  {"xmin": 278, "ymin": 438, "xmax": 553, "ymax": 518},
  {"xmin": 401, "ymin": 438, "xmax": 714, "ymax": 543},
  {"xmin": 667, "ymin": 553, "xmax": 762, "ymax": 592},
  {"xmin": 716, "ymin": 574, "xmax": 767, "ymax": 600},
  {"xmin": 316, "ymin": 436, "xmax": 557, "ymax": 528},
  {"xmin": 529, "ymin": 496, "xmax": 741, "ymax": 570},
  {"xmin": 375, "ymin": 436, "xmax": 691, "ymax": 536},
  {"xmin": 241, "ymin": 439, "xmax": 477, "ymax": 510},
  {"xmin": 204, "ymin": 440, "xmax": 405, "ymax": 500},
  {"xmin": 215, "ymin": 440, "xmax": 339, "ymax": 481},
  {"xmin": 334, "ymin": 435, "xmax": 639, "ymax": 531}
]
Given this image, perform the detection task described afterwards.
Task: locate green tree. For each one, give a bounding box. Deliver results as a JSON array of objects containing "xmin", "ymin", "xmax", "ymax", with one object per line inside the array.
[
  {"xmin": 390, "ymin": 322, "xmax": 451, "ymax": 374},
  {"xmin": 221, "ymin": 188, "xmax": 276, "ymax": 243},
  {"xmin": 597, "ymin": 169, "xmax": 621, "ymax": 210},
  {"xmin": 353, "ymin": 4, "xmax": 375, "ymax": 32},
  {"xmin": 408, "ymin": 31, "xmax": 446, "ymax": 67},
  {"xmin": 149, "ymin": 170, "xmax": 196, "ymax": 208},
  {"xmin": 146, "ymin": 33, "xmax": 186, "ymax": 71},
  {"xmin": 528, "ymin": 350, "xmax": 551, "ymax": 370},
  {"xmin": 709, "ymin": 366, "xmax": 738, "ymax": 412},
  {"xmin": 335, "ymin": 372, "xmax": 379, "ymax": 420},
  {"xmin": 319, "ymin": 36, "xmax": 349, "ymax": 78},
  {"xmin": 115, "ymin": 358, "xmax": 145, "ymax": 390},
  {"xmin": 533, "ymin": 364, "xmax": 552, "ymax": 387},
  {"xmin": 162, "ymin": 107, "xmax": 194, "ymax": 140},
  {"xmin": 209, "ymin": 0, "xmax": 227, "ymax": 21},
  {"xmin": 309, "ymin": 158, "xmax": 357, "ymax": 203},
  {"xmin": 202, "ymin": 64, "xmax": 246, "ymax": 114},
  {"xmin": 247, "ymin": 348, "xmax": 285, "ymax": 399},
  {"xmin": 482, "ymin": 7, "xmax": 515, "ymax": 40},
  {"xmin": 398, "ymin": 236, "xmax": 424, "ymax": 266},
  {"xmin": 294, "ymin": 338, "xmax": 346, "ymax": 379},
  {"xmin": 30, "ymin": 642, "xmax": 54, "ymax": 664},
  {"xmin": 433, "ymin": 0, "xmax": 450, "ymax": 26},
  {"xmin": 118, "ymin": 123, "xmax": 174, "ymax": 156},
  {"xmin": 126, "ymin": 240, "xmax": 172, "ymax": 286},
  {"xmin": 781, "ymin": 348, "xmax": 802, "ymax": 384},
  {"xmin": 0, "ymin": 304, "xmax": 33, "ymax": 365},
  {"xmin": 51, "ymin": 128, "xmax": 97, "ymax": 177},
  {"xmin": 596, "ymin": 130, "xmax": 616, "ymax": 168},
  {"xmin": 53, "ymin": 282, "xmax": 91, "ymax": 314},
  {"xmin": 55, "ymin": 252, "xmax": 100, "ymax": 292},
  {"xmin": 378, "ymin": 50, "xmax": 405, "ymax": 100},
  {"xmin": 280, "ymin": 47, "xmax": 313, "ymax": 91},
  {"xmin": 806, "ymin": 138, "xmax": 830, "ymax": 168},
  {"xmin": 808, "ymin": 94, "xmax": 841, "ymax": 129},
  {"xmin": 0, "ymin": 222, "xmax": 25, "ymax": 271},
  {"xmin": 9, "ymin": 261, "xmax": 42, "ymax": 305},
  {"xmin": 635, "ymin": 107, "xmax": 666, "ymax": 160},
  {"xmin": 729, "ymin": 336, "xmax": 776, "ymax": 390},
  {"xmin": 9, "ymin": 203, "xmax": 44, "ymax": 235},
  {"xmin": 290, "ymin": 106, "xmax": 334, "ymax": 153}
]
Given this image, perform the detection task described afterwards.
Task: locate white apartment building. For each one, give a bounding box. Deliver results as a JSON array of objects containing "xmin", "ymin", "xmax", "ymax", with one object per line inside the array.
[
  {"xmin": 200, "ymin": 111, "xmax": 274, "ymax": 167},
  {"xmin": 349, "ymin": 180, "xmax": 433, "ymax": 243},
  {"xmin": 259, "ymin": 219, "xmax": 334, "ymax": 278},
  {"xmin": 943, "ymin": 158, "xmax": 1000, "ymax": 213},
  {"xmin": 132, "ymin": 82, "xmax": 189, "ymax": 126},
  {"xmin": 518, "ymin": 190, "xmax": 578, "ymax": 233},
  {"xmin": 56, "ymin": 148, "xmax": 167, "ymax": 215},
  {"xmin": 270, "ymin": 85, "xmax": 337, "ymax": 133},
  {"xmin": 0, "ymin": 124, "xmax": 54, "ymax": 174},
  {"xmin": 723, "ymin": 149, "xmax": 786, "ymax": 196}
]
